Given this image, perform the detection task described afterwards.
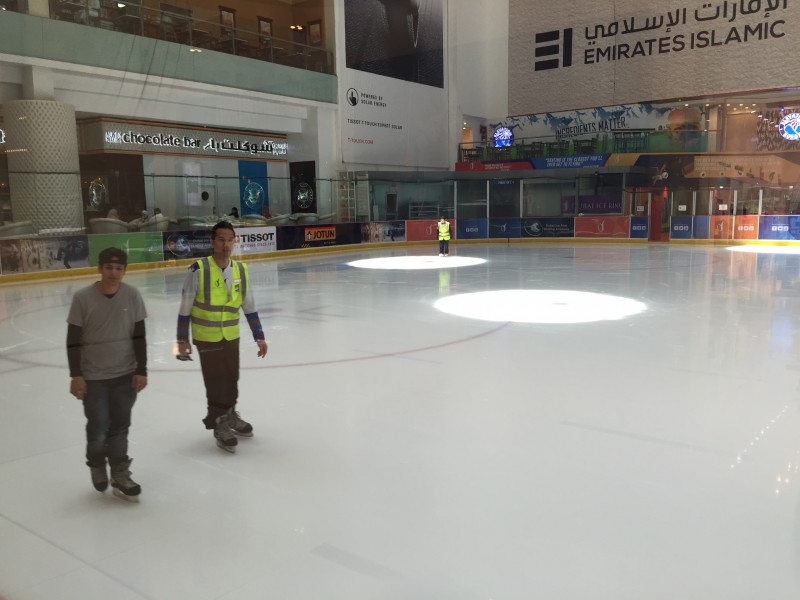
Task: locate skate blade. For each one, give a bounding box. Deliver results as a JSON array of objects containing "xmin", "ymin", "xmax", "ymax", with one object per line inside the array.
[
  {"xmin": 112, "ymin": 488, "xmax": 140, "ymax": 502},
  {"xmin": 216, "ymin": 440, "xmax": 237, "ymax": 453}
]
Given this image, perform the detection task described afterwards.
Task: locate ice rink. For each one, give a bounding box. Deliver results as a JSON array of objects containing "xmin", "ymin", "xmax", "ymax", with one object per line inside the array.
[{"xmin": 1, "ymin": 242, "xmax": 800, "ymax": 600}]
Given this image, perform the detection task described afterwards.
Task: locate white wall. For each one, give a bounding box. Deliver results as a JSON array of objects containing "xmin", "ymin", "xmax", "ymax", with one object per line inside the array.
[{"xmin": 453, "ymin": 0, "xmax": 509, "ymax": 121}]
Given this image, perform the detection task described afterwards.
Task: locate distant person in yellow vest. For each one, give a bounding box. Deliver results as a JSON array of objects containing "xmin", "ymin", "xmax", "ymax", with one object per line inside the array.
[
  {"xmin": 176, "ymin": 221, "xmax": 268, "ymax": 453},
  {"xmin": 437, "ymin": 217, "xmax": 451, "ymax": 256}
]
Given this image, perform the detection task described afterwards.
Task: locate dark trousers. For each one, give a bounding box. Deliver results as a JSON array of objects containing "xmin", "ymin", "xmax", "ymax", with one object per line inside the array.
[
  {"xmin": 83, "ymin": 373, "xmax": 137, "ymax": 468},
  {"xmin": 439, "ymin": 239, "xmax": 449, "ymax": 254},
  {"xmin": 196, "ymin": 338, "xmax": 240, "ymax": 429}
]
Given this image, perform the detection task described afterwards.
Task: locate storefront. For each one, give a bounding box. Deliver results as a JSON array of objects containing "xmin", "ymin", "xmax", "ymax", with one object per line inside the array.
[{"xmin": 77, "ymin": 118, "xmax": 289, "ymax": 225}]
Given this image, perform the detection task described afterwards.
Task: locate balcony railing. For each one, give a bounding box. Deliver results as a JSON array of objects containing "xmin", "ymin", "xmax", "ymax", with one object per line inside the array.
[
  {"xmin": 47, "ymin": 0, "xmax": 333, "ymax": 74},
  {"xmin": 460, "ymin": 130, "xmax": 719, "ymax": 163}
]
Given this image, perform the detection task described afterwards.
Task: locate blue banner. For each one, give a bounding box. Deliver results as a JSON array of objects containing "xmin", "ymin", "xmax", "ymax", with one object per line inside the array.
[
  {"xmin": 238, "ymin": 160, "xmax": 268, "ymax": 216},
  {"xmin": 456, "ymin": 219, "xmax": 487, "ymax": 239},
  {"xmin": 630, "ymin": 216, "xmax": 648, "ymax": 239},
  {"xmin": 488, "ymin": 218, "xmax": 521, "ymax": 238},
  {"xmin": 759, "ymin": 216, "xmax": 800, "ymax": 240},
  {"xmin": 692, "ymin": 216, "xmax": 710, "ymax": 239},
  {"xmin": 521, "ymin": 218, "xmax": 575, "ymax": 238},
  {"xmin": 670, "ymin": 216, "xmax": 693, "ymax": 239}
]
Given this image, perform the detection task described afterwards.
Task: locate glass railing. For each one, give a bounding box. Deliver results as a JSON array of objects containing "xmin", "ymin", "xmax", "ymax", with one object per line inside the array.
[
  {"xmin": 6, "ymin": 170, "xmax": 800, "ymax": 239},
  {"xmin": 47, "ymin": 0, "xmax": 333, "ymax": 74},
  {"xmin": 459, "ymin": 130, "xmax": 719, "ymax": 162}
]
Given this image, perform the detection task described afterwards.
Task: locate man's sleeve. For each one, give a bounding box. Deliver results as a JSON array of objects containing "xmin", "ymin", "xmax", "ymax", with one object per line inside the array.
[
  {"xmin": 177, "ymin": 266, "xmax": 198, "ymax": 342},
  {"xmin": 66, "ymin": 323, "xmax": 83, "ymax": 377},
  {"xmin": 132, "ymin": 320, "xmax": 147, "ymax": 376},
  {"xmin": 241, "ymin": 264, "xmax": 265, "ymax": 341}
]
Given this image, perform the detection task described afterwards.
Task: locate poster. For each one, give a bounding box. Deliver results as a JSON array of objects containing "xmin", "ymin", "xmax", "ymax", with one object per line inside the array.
[
  {"xmin": 341, "ymin": 0, "xmax": 448, "ymax": 168},
  {"xmin": 0, "ymin": 235, "xmax": 89, "ymax": 274}
]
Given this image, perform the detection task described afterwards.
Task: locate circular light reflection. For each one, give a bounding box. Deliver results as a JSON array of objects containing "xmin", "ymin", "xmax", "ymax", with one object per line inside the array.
[
  {"xmin": 727, "ymin": 246, "xmax": 800, "ymax": 255},
  {"xmin": 348, "ymin": 256, "xmax": 486, "ymax": 270},
  {"xmin": 434, "ymin": 290, "xmax": 647, "ymax": 324}
]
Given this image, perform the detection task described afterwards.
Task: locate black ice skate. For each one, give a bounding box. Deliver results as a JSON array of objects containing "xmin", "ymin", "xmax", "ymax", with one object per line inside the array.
[
  {"xmin": 88, "ymin": 460, "xmax": 108, "ymax": 492},
  {"xmin": 214, "ymin": 414, "xmax": 238, "ymax": 453},
  {"xmin": 110, "ymin": 458, "xmax": 141, "ymax": 502},
  {"xmin": 228, "ymin": 408, "xmax": 253, "ymax": 437}
]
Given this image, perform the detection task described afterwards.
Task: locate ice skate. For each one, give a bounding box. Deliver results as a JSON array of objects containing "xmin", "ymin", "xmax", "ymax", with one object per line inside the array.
[
  {"xmin": 214, "ymin": 414, "xmax": 238, "ymax": 453},
  {"xmin": 110, "ymin": 458, "xmax": 141, "ymax": 502},
  {"xmin": 228, "ymin": 408, "xmax": 253, "ymax": 437},
  {"xmin": 88, "ymin": 461, "xmax": 108, "ymax": 492}
]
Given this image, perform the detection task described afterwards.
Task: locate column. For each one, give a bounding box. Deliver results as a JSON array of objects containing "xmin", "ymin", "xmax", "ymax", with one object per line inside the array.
[{"xmin": 4, "ymin": 100, "xmax": 84, "ymax": 232}]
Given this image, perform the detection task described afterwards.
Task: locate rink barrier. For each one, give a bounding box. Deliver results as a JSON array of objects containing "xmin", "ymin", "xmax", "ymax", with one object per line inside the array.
[{"xmin": 0, "ymin": 217, "xmax": 797, "ymax": 282}]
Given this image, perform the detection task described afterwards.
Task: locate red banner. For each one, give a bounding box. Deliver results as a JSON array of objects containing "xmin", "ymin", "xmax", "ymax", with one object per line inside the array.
[
  {"xmin": 574, "ymin": 216, "xmax": 630, "ymax": 238},
  {"xmin": 710, "ymin": 216, "xmax": 733, "ymax": 240},
  {"xmin": 733, "ymin": 215, "xmax": 759, "ymax": 240},
  {"xmin": 406, "ymin": 219, "xmax": 454, "ymax": 242}
]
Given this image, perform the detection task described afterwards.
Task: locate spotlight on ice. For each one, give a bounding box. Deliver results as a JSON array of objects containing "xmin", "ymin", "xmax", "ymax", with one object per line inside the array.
[
  {"xmin": 727, "ymin": 246, "xmax": 800, "ymax": 255},
  {"xmin": 434, "ymin": 290, "xmax": 647, "ymax": 324},
  {"xmin": 347, "ymin": 256, "xmax": 486, "ymax": 270}
]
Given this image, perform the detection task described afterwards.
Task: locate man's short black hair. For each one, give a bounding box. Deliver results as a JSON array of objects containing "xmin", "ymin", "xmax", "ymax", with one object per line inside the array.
[{"xmin": 212, "ymin": 221, "xmax": 235, "ymax": 238}]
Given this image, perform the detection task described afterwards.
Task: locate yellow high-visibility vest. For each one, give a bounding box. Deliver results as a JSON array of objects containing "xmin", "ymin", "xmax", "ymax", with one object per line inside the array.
[
  {"xmin": 190, "ymin": 257, "xmax": 249, "ymax": 342},
  {"xmin": 437, "ymin": 221, "xmax": 451, "ymax": 241}
]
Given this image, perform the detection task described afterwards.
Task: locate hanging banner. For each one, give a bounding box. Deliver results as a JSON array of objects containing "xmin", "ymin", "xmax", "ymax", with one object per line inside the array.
[{"xmin": 341, "ymin": 0, "xmax": 448, "ymax": 168}]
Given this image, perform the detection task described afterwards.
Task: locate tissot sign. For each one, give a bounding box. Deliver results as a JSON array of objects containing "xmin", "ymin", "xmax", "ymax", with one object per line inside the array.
[
  {"xmin": 510, "ymin": 0, "xmax": 797, "ymax": 114},
  {"xmin": 80, "ymin": 120, "xmax": 288, "ymax": 159}
]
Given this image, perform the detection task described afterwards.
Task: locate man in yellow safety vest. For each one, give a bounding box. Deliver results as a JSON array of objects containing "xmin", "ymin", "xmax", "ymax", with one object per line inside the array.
[
  {"xmin": 176, "ymin": 221, "xmax": 268, "ymax": 453},
  {"xmin": 437, "ymin": 217, "xmax": 451, "ymax": 256}
]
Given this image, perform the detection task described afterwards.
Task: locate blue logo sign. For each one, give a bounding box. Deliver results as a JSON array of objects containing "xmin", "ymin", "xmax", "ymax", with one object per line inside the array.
[
  {"xmin": 243, "ymin": 182, "xmax": 265, "ymax": 209},
  {"xmin": 493, "ymin": 127, "xmax": 514, "ymax": 148},
  {"xmin": 779, "ymin": 113, "xmax": 800, "ymax": 140}
]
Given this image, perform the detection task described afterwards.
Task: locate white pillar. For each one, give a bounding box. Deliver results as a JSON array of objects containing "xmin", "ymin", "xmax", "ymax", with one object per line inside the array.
[{"xmin": 4, "ymin": 100, "xmax": 83, "ymax": 232}]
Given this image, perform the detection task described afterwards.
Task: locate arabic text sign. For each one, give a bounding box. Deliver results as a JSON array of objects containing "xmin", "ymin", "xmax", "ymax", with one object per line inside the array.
[
  {"xmin": 80, "ymin": 120, "xmax": 289, "ymax": 159},
  {"xmin": 510, "ymin": 0, "xmax": 796, "ymax": 113}
]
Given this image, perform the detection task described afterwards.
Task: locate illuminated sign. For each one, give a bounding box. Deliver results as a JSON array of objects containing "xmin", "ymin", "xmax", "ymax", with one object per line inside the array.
[
  {"xmin": 779, "ymin": 113, "xmax": 800, "ymax": 140},
  {"xmin": 493, "ymin": 126, "xmax": 514, "ymax": 147},
  {"xmin": 0, "ymin": 129, "xmax": 5, "ymax": 144},
  {"xmin": 104, "ymin": 130, "xmax": 288, "ymax": 156},
  {"xmin": 82, "ymin": 120, "xmax": 289, "ymax": 159}
]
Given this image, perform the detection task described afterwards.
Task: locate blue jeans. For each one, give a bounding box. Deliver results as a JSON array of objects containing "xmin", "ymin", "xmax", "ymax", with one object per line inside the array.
[{"xmin": 83, "ymin": 373, "xmax": 137, "ymax": 468}]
